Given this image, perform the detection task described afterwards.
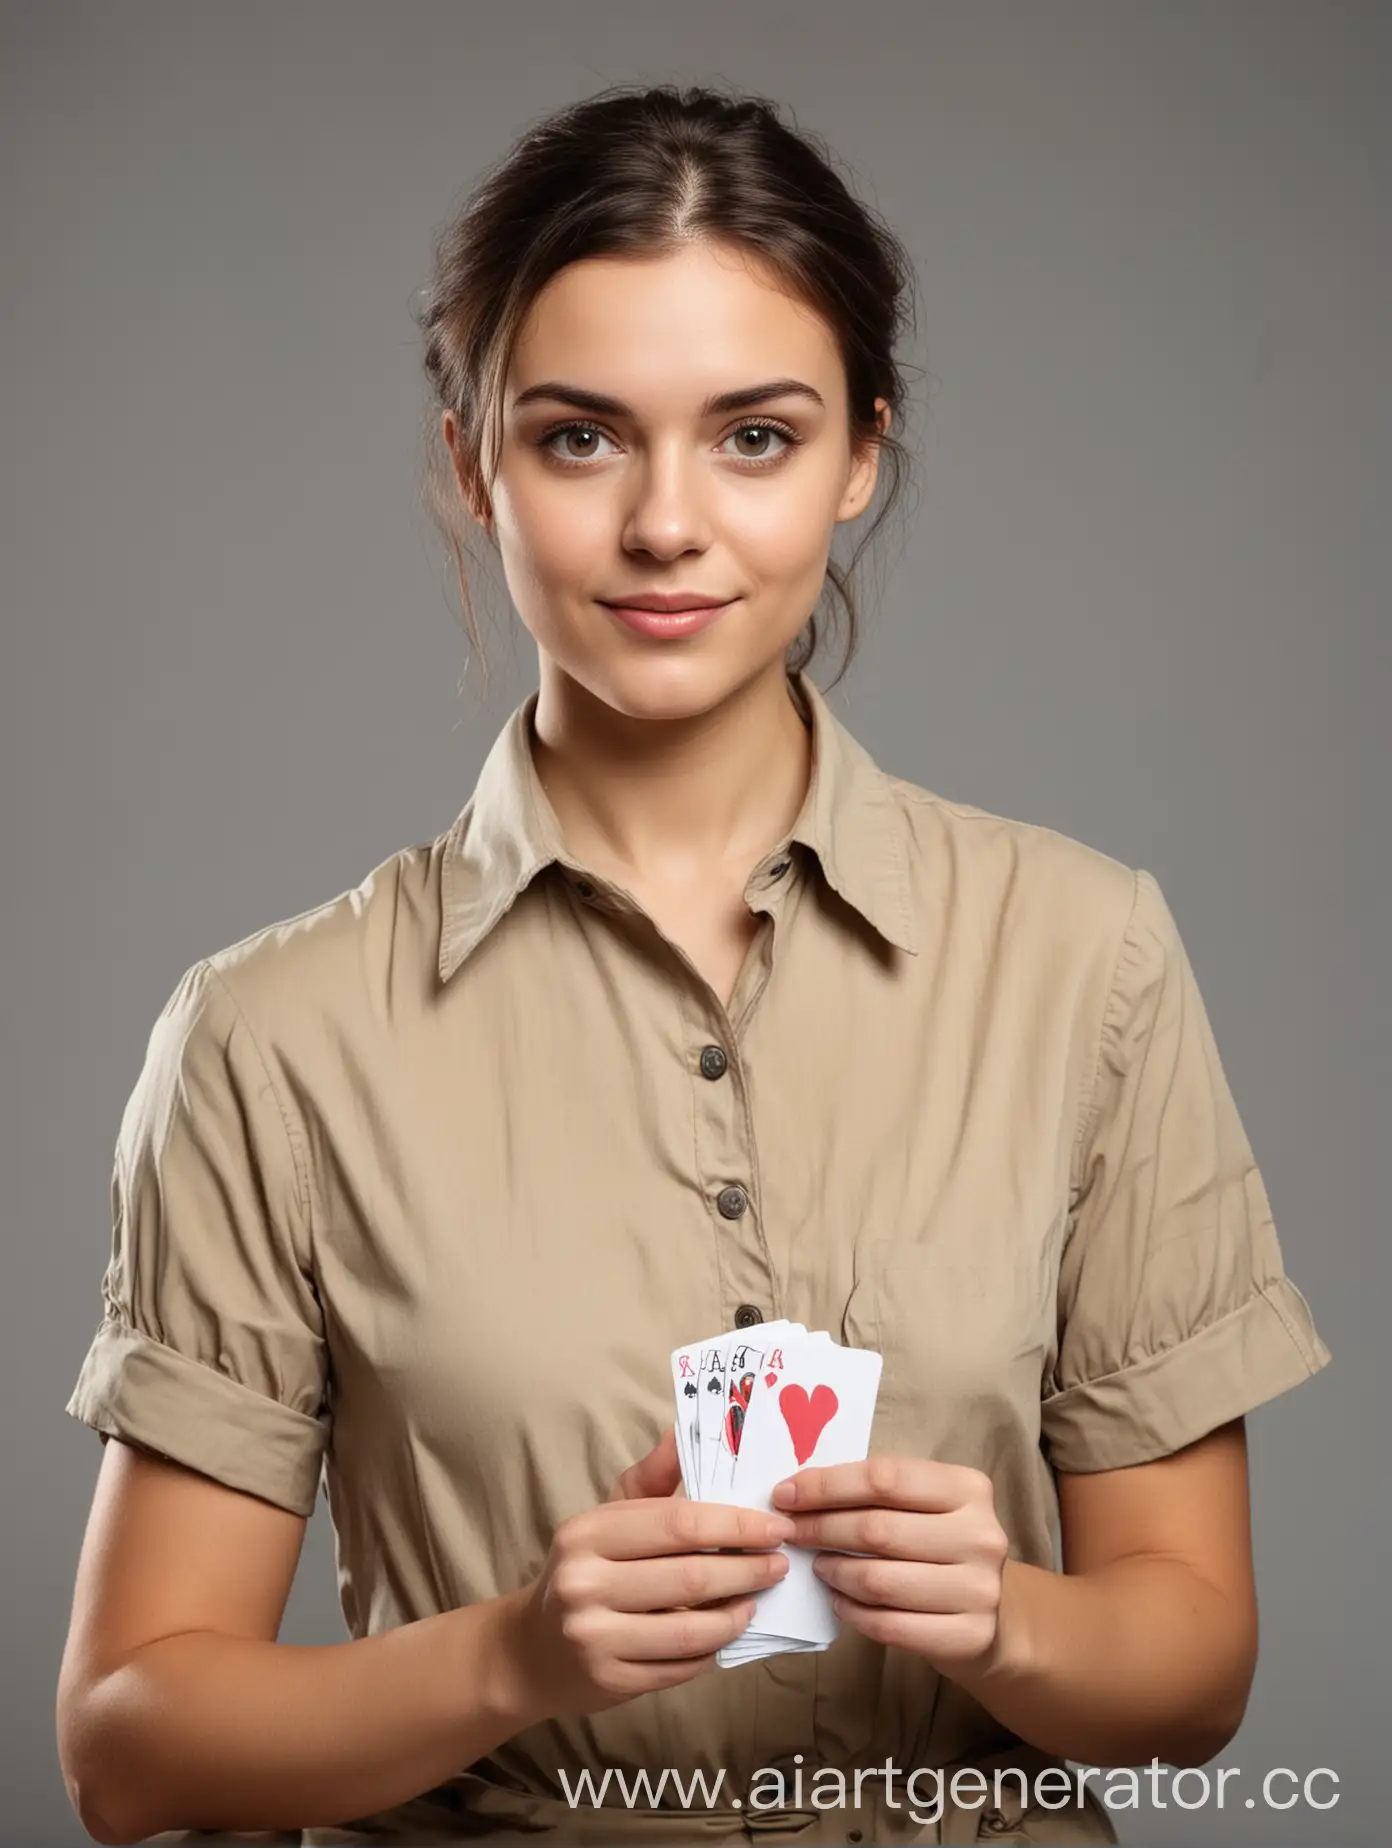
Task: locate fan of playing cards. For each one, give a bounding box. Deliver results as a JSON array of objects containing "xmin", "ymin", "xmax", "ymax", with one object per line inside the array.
[{"xmin": 669, "ymin": 1322, "xmax": 883, "ymax": 1666}]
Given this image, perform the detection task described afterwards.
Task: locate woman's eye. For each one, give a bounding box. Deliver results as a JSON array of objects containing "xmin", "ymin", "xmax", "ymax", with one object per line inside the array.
[
  {"xmin": 721, "ymin": 422, "xmax": 797, "ymax": 462},
  {"xmin": 542, "ymin": 424, "xmax": 617, "ymax": 463}
]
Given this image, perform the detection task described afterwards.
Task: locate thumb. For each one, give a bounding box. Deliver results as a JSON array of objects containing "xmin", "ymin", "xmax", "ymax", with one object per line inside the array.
[{"xmin": 608, "ymin": 1424, "xmax": 685, "ymax": 1502}]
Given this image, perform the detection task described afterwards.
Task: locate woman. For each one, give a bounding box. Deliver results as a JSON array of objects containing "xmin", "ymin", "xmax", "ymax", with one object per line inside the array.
[{"xmin": 57, "ymin": 84, "xmax": 1330, "ymax": 1846}]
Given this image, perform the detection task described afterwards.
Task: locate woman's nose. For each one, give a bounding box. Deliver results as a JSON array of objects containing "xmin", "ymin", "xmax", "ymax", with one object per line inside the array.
[{"xmin": 621, "ymin": 443, "xmax": 713, "ymax": 558}]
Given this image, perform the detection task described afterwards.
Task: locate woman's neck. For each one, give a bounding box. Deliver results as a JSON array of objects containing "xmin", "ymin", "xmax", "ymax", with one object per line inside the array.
[{"xmin": 529, "ymin": 657, "xmax": 813, "ymax": 889}]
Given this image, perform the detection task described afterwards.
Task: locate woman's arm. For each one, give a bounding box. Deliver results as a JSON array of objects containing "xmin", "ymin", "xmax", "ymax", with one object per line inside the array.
[
  {"xmin": 57, "ymin": 1441, "xmax": 540, "ymax": 1844},
  {"xmin": 72, "ymin": 1596, "xmax": 539, "ymax": 1844},
  {"xmin": 953, "ymin": 1418, "xmax": 1259, "ymax": 1766}
]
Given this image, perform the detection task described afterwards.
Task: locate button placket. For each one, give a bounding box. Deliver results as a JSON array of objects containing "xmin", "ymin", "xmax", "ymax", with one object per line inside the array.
[
  {"xmin": 731, "ymin": 847, "xmax": 802, "ymax": 1037},
  {"xmin": 678, "ymin": 988, "xmax": 780, "ymax": 1332}
]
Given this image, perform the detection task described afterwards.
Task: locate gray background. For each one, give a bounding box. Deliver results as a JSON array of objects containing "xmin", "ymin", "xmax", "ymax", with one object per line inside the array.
[{"xmin": 4, "ymin": 1, "xmax": 1384, "ymax": 1842}]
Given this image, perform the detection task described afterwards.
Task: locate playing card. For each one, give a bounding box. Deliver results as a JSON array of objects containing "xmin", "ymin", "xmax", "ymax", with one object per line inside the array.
[
  {"xmin": 709, "ymin": 1320, "xmax": 802, "ymax": 1501},
  {"xmin": 668, "ymin": 1343, "xmax": 702, "ymax": 1493},
  {"xmin": 716, "ymin": 1639, "xmax": 826, "ymax": 1667},
  {"xmin": 732, "ymin": 1333, "xmax": 881, "ymax": 1500},
  {"xmin": 723, "ymin": 1332, "xmax": 883, "ymax": 1648},
  {"xmin": 695, "ymin": 1338, "xmax": 733, "ymax": 1499}
]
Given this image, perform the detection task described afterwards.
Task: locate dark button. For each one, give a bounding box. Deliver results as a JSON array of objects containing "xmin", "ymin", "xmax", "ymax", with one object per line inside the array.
[
  {"xmin": 716, "ymin": 1184, "xmax": 748, "ymax": 1219},
  {"xmin": 847, "ymin": 1833, "xmax": 864, "ymax": 1844},
  {"xmin": 769, "ymin": 859, "xmax": 791, "ymax": 880},
  {"xmin": 574, "ymin": 879, "xmax": 595, "ymax": 899},
  {"xmin": 734, "ymin": 1303, "xmax": 763, "ymax": 1328},
  {"xmin": 698, "ymin": 1044, "xmax": 728, "ymax": 1081}
]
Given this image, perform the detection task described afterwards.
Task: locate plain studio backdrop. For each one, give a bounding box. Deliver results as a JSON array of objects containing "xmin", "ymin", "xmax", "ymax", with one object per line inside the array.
[{"xmin": 3, "ymin": 3, "xmax": 1385, "ymax": 1843}]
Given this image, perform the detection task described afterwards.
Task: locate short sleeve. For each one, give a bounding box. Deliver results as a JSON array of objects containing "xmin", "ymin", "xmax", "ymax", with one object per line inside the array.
[
  {"xmin": 65, "ymin": 958, "xmax": 331, "ymax": 1516},
  {"xmin": 1040, "ymin": 868, "xmax": 1331, "ymax": 1474}
]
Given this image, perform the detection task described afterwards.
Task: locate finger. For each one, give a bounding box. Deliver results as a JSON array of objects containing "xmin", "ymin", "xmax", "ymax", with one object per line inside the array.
[
  {"xmin": 610, "ymin": 1596, "xmax": 757, "ymax": 1661},
  {"xmin": 827, "ymin": 1593, "xmax": 999, "ymax": 1665},
  {"xmin": 771, "ymin": 1455, "xmax": 988, "ymax": 1514},
  {"xmin": 602, "ymin": 1652, "xmax": 721, "ymax": 1698},
  {"xmin": 588, "ymin": 1499, "xmax": 794, "ymax": 1561},
  {"xmin": 608, "ymin": 1425, "xmax": 684, "ymax": 1503},
  {"xmin": 597, "ymin": 1545, "xmax": 790, "ymax": 1614},
  {"xmin": 813, "ymin": 1553, "xmax": 991, "ymax": 1612},
  {"xmin": 786, "ymin": 1504, "xmax": 970, "ymax": 1560}
]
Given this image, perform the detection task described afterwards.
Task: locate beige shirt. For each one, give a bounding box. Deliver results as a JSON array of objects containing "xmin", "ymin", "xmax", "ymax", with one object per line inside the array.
[{"xmin": 66, "ymin": 670, "xmax": 1330, "ymax": 1846}]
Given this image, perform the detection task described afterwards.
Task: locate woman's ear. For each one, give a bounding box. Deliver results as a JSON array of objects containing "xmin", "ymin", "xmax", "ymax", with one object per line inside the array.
[
  {"xmin": 837, "ymin": 397, "xmax": 891, "ymax": 525},
  {"xmin": 442, "ymin": 409, "xmax": 494, "ymax": 534}
]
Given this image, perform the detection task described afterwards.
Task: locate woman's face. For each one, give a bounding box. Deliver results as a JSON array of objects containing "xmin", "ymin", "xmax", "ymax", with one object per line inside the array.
[{"xmin": 445, "ymin": 240, "xmax": 887, "ymax": 723}]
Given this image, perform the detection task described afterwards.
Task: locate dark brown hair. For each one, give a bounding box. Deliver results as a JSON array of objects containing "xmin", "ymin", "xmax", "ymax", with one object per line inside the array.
[{"xmin": 412, "ymin": 81, "xmax": 920, "ymax": 691}]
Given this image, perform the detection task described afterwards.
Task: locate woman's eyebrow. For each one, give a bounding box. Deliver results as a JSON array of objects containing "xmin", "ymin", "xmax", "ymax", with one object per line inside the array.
[{"xmin": 510, "ymin": 377, "xmax": 826, "ymax": 417}]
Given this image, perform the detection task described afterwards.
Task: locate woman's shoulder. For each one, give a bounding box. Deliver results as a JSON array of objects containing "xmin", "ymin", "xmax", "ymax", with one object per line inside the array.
[
  {"xmin": 880, "ymin": 769, "xmax": 1142, "ymax": 960},
  {"xmin": 190, "ymin": 830, "xmax": 449, "ymax": 1035}
]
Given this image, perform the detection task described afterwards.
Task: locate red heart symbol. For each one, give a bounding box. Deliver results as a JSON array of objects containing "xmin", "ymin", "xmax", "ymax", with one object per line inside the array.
[
  {"xmin": 779, "ymin": 1382, "xmax": 839, "ymax": 1466},
  {"xmin": 764, "ymin": 1371, "xmax": 778, "ymax": 1387}
]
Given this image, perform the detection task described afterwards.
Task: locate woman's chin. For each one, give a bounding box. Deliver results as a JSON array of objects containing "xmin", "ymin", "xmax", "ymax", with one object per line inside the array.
[{"xmin": 568, "ymin": 650, "xmax": 766, "ymax": 725}]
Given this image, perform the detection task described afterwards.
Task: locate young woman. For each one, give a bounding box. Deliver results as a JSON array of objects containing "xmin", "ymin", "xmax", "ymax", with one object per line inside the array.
[{"xmin": 58, "ymin": 84, "xmax": 1330, "ymax": 1847}]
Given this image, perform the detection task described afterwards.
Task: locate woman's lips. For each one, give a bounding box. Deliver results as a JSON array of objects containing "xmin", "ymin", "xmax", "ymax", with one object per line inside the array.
[{"xmin": 600, "ymin": 599, "xmax": 736, "ymax": 639}]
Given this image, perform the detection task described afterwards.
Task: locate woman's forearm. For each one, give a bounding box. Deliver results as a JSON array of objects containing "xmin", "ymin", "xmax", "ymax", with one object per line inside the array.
[
  {"xmin": 69, "ymin": 1585, "xmax": 541, "ymax": 1843},
  {"xmin": 952, "ymin": 1555, "xmax": 1257, "ymax": 1768}
]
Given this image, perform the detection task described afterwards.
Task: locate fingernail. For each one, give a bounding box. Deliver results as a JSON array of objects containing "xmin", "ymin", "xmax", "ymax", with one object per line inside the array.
[
  {"xmin": 771, "ymin": 1480, "xmax": 796, "ymax": 1506},
  {"xmin": 766, "ymin": 1514, "xmax": 796, "ymax": 1538}
]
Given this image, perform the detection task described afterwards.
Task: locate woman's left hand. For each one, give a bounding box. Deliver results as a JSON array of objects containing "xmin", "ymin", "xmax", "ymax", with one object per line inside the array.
[{"xmin": 773, "ymin": 1456, "xmax": 1013, "ymax": 1677}]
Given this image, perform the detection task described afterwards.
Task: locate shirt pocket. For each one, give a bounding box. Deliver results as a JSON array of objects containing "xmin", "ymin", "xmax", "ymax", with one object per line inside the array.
[{"xmin": 841, "ymin": 1225, "xmax": 1059, "ymax": 1461}]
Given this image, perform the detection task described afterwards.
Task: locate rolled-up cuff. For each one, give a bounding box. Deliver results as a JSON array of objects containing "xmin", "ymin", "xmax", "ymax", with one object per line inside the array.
[
  {"xmin": 65, "ymin": 1316, "xmax": 328, "ymax": 1516},
  {"xmin": 1040, "ymin": 1276, "xmax": 1331, "ymax": 1474}
]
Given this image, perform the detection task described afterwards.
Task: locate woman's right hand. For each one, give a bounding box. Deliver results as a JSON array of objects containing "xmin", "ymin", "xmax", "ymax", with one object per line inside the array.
[{"xmin": 500, "ymin": 1426, "xmax": 795, "ymax": 1718}]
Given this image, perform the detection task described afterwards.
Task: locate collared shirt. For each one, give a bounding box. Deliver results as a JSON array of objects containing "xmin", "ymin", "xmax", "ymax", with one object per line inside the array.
[{"xmin": 65, "ymin": 670, "xmax": 1331, "ymax": 1845}]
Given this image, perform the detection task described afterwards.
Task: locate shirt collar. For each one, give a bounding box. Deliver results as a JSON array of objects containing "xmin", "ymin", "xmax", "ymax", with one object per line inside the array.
[{"xmin": 438, "ymin": 669, "xmax": 918, "ymax": 983}]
